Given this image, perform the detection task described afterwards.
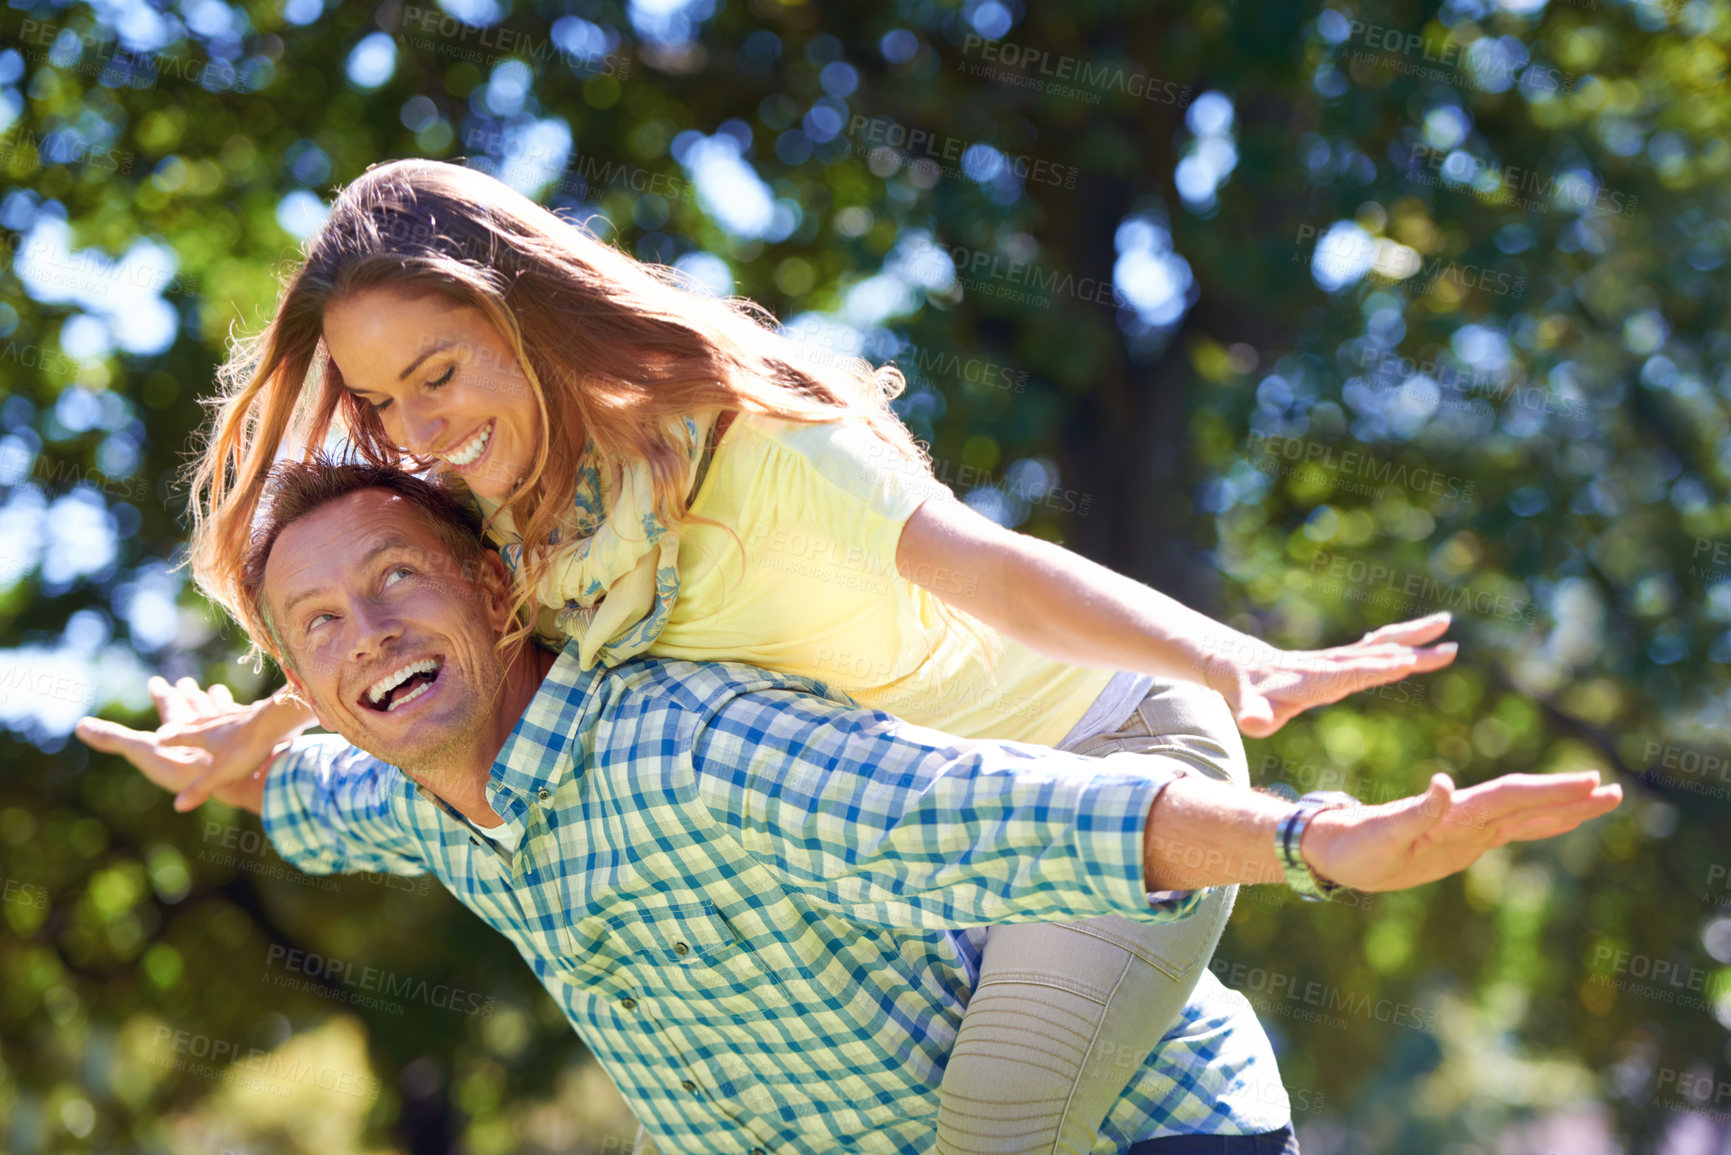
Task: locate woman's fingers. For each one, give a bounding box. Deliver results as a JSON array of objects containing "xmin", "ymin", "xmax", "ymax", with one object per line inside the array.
[
  {"xmin": 208, "ymin": 683, "xmax": 236, "ymax": 709},
  {"xmin": 1360, "ymin": 613, "xmax": 1453, "ymax": 646}
]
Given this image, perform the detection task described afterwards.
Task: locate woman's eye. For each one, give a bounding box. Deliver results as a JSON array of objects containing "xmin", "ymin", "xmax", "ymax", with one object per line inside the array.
[{"xmin": 426, "ymin": 366, "xmax": 454, "ymax": 390}]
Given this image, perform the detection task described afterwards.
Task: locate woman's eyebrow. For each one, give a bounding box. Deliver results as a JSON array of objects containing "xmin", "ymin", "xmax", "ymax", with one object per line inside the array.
[{"xmin": 398, "ymin": 340, "xmax": 456, "ymax": 382}]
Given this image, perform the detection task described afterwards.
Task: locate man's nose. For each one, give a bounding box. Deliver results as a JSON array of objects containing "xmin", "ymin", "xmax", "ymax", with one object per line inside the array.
[{"xmin": 348, "ymin": 599, "xmax": 404, "ymax": 661}]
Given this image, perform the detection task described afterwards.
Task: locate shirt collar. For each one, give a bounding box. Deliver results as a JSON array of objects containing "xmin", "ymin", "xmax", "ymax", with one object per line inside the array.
[
  {"xmin": 484, "ymin": 639, "xmax": 599, "ymax": 819},
  {"xmin": 407, "ymin": 640, "xmax": 597, "ymax": 867}
]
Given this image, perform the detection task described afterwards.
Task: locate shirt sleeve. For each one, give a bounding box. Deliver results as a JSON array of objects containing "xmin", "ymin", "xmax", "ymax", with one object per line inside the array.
[
  {"xmin": 684, "ymin": 681, "xmax": 1205, "ymax": 931},
  {"xmin": 765, "ymin": 417, "xmax": 957, "ymax": 570},
  {"xmin": 261, "ymin": 735, "xmax": 430, "ymax": 878}
]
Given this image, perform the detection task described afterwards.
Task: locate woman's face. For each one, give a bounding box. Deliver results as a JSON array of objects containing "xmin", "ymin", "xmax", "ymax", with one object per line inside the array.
[{"xmin": 323, "ymin": 285, "xmax": 543, "ymax": 501}]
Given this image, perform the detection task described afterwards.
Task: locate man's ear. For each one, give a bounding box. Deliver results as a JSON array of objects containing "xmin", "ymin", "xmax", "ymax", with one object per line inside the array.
[
  {"xmin": 280, "ymin": 661, "xmax": 335, "ymax": 733},
  {"xmin": 474, "ymin": 550, "xmax": 515, "ymax": 629}
]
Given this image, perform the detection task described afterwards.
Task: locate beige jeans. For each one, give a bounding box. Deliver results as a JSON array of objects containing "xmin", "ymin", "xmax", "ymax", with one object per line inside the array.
[
  {"xmin": 631, "ymin": 680, "xmax": 1248, "ymax": 1155},
  {"xmin": 935, "ymin": 679, "xmax": 1249, "ymax": 1155}
]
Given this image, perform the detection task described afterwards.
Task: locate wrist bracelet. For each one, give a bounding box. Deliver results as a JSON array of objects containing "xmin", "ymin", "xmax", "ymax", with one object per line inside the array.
[{"xmin": 1277, "ymin": 790, "xmax": 1357, "ymax": 902}]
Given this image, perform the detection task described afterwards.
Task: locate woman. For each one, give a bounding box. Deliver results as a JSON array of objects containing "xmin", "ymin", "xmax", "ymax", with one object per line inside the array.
[{"xmin": 177, "ymin": 159, "xmax": 1452, "ymax": 1153}]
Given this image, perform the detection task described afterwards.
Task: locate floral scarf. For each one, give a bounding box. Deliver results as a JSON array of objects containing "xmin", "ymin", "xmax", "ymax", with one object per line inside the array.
[{"xmin": 472, "ymin": 410, "xmax": 722, "ymax": 671}]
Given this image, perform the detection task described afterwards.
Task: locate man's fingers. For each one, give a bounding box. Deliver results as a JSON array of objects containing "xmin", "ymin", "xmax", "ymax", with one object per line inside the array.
[
  {"xmin": 76, "ymin": 717, "xmax": 203, "ymax": 779},
  {"xmin": 149, "ymin": 675, "xmax": 194, "ymax": 726},
  {"xmin": 1484, "ymin": 785, "xmax": 1624, "ymax": 844},
  {"xmin": 174, "ymin": 769, "xmax": 224, "ymax": 813},
  {"xmin": 176, "ymin": 676, "xmax": 215, "ymax": 717},
  {"xmin": 1455, "ymin": 770, "xmax": 1609, "ymax": 816}
]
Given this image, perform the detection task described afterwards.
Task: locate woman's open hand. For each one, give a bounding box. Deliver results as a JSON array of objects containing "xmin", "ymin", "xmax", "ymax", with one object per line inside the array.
[{"xmin": 1204, "ymin": 613, "xmax": 1459, "ymax": 738}]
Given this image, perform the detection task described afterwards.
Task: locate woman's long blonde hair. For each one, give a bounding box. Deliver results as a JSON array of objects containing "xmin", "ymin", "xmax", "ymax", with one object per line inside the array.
[{"xmin": 188, "ymin": 158, "xmax": 932, "ymax": 661}]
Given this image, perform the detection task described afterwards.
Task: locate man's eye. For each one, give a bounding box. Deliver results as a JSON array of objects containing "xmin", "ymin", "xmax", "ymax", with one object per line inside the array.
[
  {"xmin": 384, "ymin": 565, "xmax": 413, "ymax": 587},
  {"xmin": 307, "ymin": 612, "xmax": 334, "ymax": 631}
]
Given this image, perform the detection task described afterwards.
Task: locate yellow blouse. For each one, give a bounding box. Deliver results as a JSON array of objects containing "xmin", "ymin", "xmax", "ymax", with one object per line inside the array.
[{"xmin": 643, "ymin": 412, "xmax": 1115, "ymax": 746}]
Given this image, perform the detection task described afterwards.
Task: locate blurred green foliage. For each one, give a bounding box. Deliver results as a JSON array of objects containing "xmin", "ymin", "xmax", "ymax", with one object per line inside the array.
[{"xmin": 1, "ymin": 0, "xmax": 1728, "ymax": 1152}]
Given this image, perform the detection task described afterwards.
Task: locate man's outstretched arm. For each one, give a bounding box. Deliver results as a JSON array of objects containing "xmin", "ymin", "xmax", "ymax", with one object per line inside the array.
[
  {"xmin": 77, "ymin": 677, "xmax": 274, "ymax": 814},
  {"xmin": 1140, "ymin": 769, "xmax": 1622, "ymax": 893}
]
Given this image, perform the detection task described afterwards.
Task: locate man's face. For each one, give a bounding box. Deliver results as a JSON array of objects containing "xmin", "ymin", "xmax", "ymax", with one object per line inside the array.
[{"xmin": 261, "ymin": 489, "xmax": 511, "ymax": 779}]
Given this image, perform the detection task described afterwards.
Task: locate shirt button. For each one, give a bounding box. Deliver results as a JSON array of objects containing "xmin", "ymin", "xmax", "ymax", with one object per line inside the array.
[
  {"xmin": 620, "ymin": 998, "xmax": 637, "ymax": 1011},
  {"xmin": 680, "ymin": 1079, "xmax": 697, "ymax": 1092},
  {"xmin": 673, "ymin": 941, "xmax": 689, "ymax": 957},
  {"xmin": 538, "ymin": 788, "xmax": 550, "ymax": 801},
  {"xmin": 751, "ymin": 1147, "xmax": 766, "ymax": 1155}
]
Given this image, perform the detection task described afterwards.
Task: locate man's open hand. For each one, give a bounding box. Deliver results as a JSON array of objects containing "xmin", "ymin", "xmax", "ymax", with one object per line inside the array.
[
  {"xmin": 1303, "ymin": 770, "xmax": 1622, "ymax": 893},
  {"xmin": 75, "ymin": 677, "xmax": 279, "ymax": 815}
]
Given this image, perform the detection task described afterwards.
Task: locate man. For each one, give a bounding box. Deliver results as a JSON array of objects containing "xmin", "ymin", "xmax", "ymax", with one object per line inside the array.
[{"xmin": 79, "ymin": 460, "xmax": 1621, "ymax": 1155}]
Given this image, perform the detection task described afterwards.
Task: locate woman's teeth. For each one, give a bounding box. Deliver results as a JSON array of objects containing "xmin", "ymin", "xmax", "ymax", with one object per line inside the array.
[{"xmin": 443, "ymin": 421, "xmax": 492, "ymax": 467}]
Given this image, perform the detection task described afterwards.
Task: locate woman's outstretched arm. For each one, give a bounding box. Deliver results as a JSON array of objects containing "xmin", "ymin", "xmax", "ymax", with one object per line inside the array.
[{"xmin": 895, "ymin": 495, "xmax": 1458, "ymax": 737}]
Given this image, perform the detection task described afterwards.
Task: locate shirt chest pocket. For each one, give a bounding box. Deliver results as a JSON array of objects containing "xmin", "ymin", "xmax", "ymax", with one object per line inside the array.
[{"xmin": 605, "ymin": 900, "xmax": 793, "ymax": 1014}]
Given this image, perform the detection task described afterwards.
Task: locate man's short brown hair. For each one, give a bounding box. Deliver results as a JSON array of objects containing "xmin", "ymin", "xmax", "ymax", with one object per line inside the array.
[{"xmin": 240, "ymin": 457, "xmax": 490, "ymax": 663}]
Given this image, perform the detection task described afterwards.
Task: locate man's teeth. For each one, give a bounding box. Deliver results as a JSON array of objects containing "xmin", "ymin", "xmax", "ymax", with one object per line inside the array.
[
  {"xmin": 442, "ymin": 422, "xmax": 491, "ymax": 466},
  {"xmin": 388, "ymin": 681, "xmax": 433, "ymax": 711},
  {"xmin": 367, "ymin": 658, "xmax": 439, "ymax": 706}
]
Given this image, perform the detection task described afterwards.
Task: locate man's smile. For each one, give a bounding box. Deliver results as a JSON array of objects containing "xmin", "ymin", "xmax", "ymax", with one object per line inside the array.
[{"xmin": 358, "ymin": 655, "xmax": 446, "ymax": 713}]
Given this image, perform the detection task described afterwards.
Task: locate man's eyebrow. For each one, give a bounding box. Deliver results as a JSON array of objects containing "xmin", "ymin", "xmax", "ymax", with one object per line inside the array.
[{"xmin": 276, "ymin": 535, "xmax": 417, "ymax": 622}]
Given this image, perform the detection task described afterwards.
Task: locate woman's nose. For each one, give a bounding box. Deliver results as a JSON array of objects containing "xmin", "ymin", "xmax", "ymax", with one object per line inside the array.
[{"xmin": 397, "ymin": 403, "xmax": 443, "ymax": 455}]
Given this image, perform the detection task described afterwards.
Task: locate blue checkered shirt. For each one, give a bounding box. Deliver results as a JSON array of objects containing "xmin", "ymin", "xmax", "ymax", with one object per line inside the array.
[{"xmin": 262, "ymin": 643, "xmax": 1290, "ymax": 1153}]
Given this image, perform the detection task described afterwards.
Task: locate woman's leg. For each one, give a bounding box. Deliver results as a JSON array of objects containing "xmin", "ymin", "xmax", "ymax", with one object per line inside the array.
[{"xmin": 937, "ymin": 680, "xmax": 1250, "ymax": 1155}]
